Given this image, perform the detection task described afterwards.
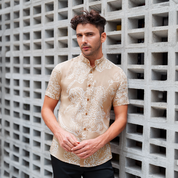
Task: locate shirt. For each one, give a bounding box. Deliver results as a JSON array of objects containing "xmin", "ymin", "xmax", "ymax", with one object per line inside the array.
[{"xmin": 45, "ymin": 53, "xmax": 129, "ymax": 167}]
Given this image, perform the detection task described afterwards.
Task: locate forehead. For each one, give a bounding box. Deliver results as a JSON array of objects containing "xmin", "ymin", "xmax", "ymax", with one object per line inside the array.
[{"xmin": 76, "ymin": 23, "xmax": 99, "ymax": 34}]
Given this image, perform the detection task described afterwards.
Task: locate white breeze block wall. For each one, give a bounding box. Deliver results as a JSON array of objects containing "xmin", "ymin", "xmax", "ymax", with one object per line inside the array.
[{"xmin": 0, "ymin": 0, "xmax": 178, "ymax": 178}]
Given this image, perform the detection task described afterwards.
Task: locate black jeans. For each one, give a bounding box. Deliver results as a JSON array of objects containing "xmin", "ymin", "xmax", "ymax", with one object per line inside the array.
[{"xmin": 51, "ymin": 155, "xmax": 114, "ymax": 178}]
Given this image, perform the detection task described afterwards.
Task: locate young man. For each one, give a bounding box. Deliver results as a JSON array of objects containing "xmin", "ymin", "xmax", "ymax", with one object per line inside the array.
[{"xmin": 41, "ymin": 10, "xmax": 129, "ymax": 178}]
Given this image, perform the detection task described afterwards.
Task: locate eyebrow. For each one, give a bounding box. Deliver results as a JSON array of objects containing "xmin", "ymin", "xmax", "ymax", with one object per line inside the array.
[{"xmin": 76, "ymin": 32, "xmax": 95, "ymax": 36}]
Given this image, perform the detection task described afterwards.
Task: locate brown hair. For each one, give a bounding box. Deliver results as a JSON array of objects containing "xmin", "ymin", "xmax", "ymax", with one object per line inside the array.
[{"xmin": 70, "ymin": 10, "xmax": 106, "ymax": 35}]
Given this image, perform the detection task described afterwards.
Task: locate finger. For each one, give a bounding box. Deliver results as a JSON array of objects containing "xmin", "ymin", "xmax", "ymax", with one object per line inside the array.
[
  {"xmin": 69, "ymin": 135, "xmax": 80, "ymax": 146},
  {"xmin": 72, "ymin": 142, "xmax": 86, "ymax": 151}
]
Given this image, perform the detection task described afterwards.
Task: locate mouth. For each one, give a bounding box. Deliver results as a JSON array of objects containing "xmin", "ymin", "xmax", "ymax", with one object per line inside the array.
[{"xmin": 82, "ymin": 46, "xmax": 90, "ymax": 50}]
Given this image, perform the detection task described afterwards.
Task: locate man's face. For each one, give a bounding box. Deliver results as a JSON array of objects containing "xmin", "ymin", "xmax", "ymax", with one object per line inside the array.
[{"xmin": 76, "ymin": 23, "xmax": 106, "ymax": 59}]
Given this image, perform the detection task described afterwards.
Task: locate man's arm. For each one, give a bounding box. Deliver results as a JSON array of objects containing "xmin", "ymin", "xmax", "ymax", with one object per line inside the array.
[
  {"xmin": 72, "ymin": 105, "xmax": 128, "ymax": 159},
  {"xmin": 41, "ymin": 96, "xmax": 79, "ymax": 152}
]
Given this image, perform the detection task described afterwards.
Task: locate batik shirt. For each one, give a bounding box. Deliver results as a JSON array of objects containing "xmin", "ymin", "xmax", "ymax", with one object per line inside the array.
[{"xmin": 45, "ymin": 53, "xmax": 129, "ymax": 167}]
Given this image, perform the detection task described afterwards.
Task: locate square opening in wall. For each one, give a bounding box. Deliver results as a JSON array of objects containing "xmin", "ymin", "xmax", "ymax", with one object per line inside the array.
[
  {"xmin": 33, "ymin": 5, "xmax": 41, "ymax": 15},
  {"xmin": 128, "ymin": 53, "xmax": 144, "ymax": 65},
  {"xmin": 128, "ymin": 104, "xmax": 144, "ymax": 115},
  {"xmin": 72, "ymin": 38, "xmax": 79, "ymax": 47},
  {"xmin": 45, "ymin": 56, "xmax": 54, "ymax": 64},
  {"xmin": 45, "ymin": 29, "xmax": 54, "ymax": 38},
  {"xmin": 73, "ymin": 0, "xmax": 84, "ymax": 6},
  {"xmin": 89, "ymin": 3, "xmax": 101, "ymax": 14},
  {"xmin": 107, "ymin": 34, "xmax": 121, "ymax": 45},
  {"xmin": 151, "ymin": 90, "xmax": 167, "ymax": 103},
  {"xmin": 107, "ymin": 0, "xmax": 122, "ymax": 12},
  {"xmin": 23, "ymin": 67, "xmax": 30, "ymax": 74},
  {"xmin": 14, "ymin": 0, "xmax": 20, "ymax": 6},
  {"xmin": 45, "ymin": 67, "xmax": 53, "ymax": 75},
  {"xmin": 152, "ymin": 30, "xmax": 168, "ymax": 43},
  {"xmin": 151, "ymin": 69, "xmax": 167, "ymax": 81},
  {"xmin": 23, "ymin": 32, "xmax": 30, "ymax": 40},
  {"xmin": 33, "ymin": 31, "xmax": 41, "ymax": 39},
  {"xmin": 127, "ymin": 138, "xmax": 142, "ymax": 151},
  {"xmin": 45, "ymin": 41, "xmax": 54, "ymax": 49},
  {"xmin": 23, "ymin": 19, "xmax": 30, "ymax": 27},
  {"xmin": 175, "ymin": 110, "xmax": 178, "ymax": 122},
  {"xmin": 5, "ymin": 23, "xmax": 10, "ymax": 29},
  {"xmin": 150, "ymin": 144, "xmax": 166, "ymax": 157},
  {"xmin": 128, "ymin": 16, "xmax": 145, "ymax": 29},
  {"xmin": 107, "ymin": 54, "xmax": 121, "ymax": 65},
  {"xmin": 127, "ymin": 123, "xmax": 143, "ymax": 135},
  {"xmin": 44, "ymin": 170, "xmax": 53, "ymax": 177},
  {"xmin": 23, "ymin": 8, "xmax": 30, "ymax": 17},
  {"xmin": 33, "ymin": 67, "xmax": 41, "ymax": 75},
  {"xmin": 23, "ymin": 56, "xmax": 30, "ymax": 64},
  {"xmin": 72, "ymin": 7, "xmax": 84, "ymax": 16},
  {"xmin": 58, "ymin": 27, "xmax": 68, "ymax": 37},
  {"xmin": 5, "ymin": 13, "xmax": 10, "ymax": 21},
  {"xmin": 151, "ymin": 107, "xmax": 167, "ymax": 119},
  {"xmin": 111, "ymin": 153, "xmax": 119, "ymax": 165},
  {"xmin": 106, "ymin": 19, "xmax": 122, "ymax": 32},
  {"xmin": 14, "ymin": 34, "xmax": 19, "ymax": 41},
  {"xmin": 58, "ymin": 11, "xmax": 68, "ymax": 20},
  {"xmin": 33, "ymin": 16, "xmax": 41, "ymax": 25},
  {"xmin": 34, "ymin": 56, "xmax": 41, "ymax": 64},
  {"xmin": 23, "ymin": 43, "xmax": 30, "ymax": 50},
  {"xmin": 14, "ymin": 11, "xmax": 20, "ymax": 19},
  {"xmin": 152, "ymin": 52, "xmax": 168, "ymax": 65},
  {"xmin": 128, "ymin": 32, "xmax": 144, "ymax": 44},
  {"xmin": 152, "ymin": 13, "xmax": 168, "ymax": 27},
  {"xmin": 128, "ymin": 0, "xmax": 145, "ymax": 8},
  {"xmin": 45, "ymin": 14, "xmax": 54, "ymax": 23},
  {"xmin": 126, "ymin": 173, "xmax": 141, "ymax": 178},
  {"xmin": 45, "ymin": 2, "xmax": 54, "ymax": 12},
  {"xmin": 58, "ymin": 55, "xmax": 68, "ymax": 63},
  {"xmin": 153, "ymin": 0, "xmax": 169, "ymax": 4},
  {"xmin": 34, "ymin": 81, "xmax": 41, "ymax": 89},
  {"xmin": 22, "ymin": 114, "xmax": 30, "ymax": 121},
  {"xmin": 128, "ymin": 69, "xmax": 144, "ymax": 80},
  {"xmin": 176, "ymin": 70, "xmax": 178, "ymax": 81},
  {"xmin": 58, "ymin": 39, "xmax": 68, "ymax": 48},
  {"xmin": 14, "ymin": 21, "xmax": 19, "ymax": 28},
  {"xmin": 34, "ymin": 42, "xmax": 41, "ymax": 50},
  {"xmin": 58, "ymin": 0, "xmax": 68, "ymax": 9},
  {"xmin": 33, "ymin": 116, "xmax": 41, "ymax": 124},
  {"xmin": 149, "ymin": 164, "xmax": 166, "ymax": 177},
  {"xmin": 126, "ymin": 157, "xmax": 142, "ymax": 170}
]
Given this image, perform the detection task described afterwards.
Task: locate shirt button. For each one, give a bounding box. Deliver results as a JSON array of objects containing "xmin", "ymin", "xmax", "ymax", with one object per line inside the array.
[
  {"xmin": 90, "ymin": 70, "xmax": 92, "ymax": 73},
  {"xmin": 84, "ymin": 128, "xmax": 86, "ymax": 131},
  {"xmin": 88, "ymin": 84, "xmax": 90, "ymax": 87},
  {"xmin": 87, "ymin": 98, "xmax": 89, "ymax": 101},
  {"xmin": 85, "ymin": 113, "xmax": 87, "ymax": 115}
]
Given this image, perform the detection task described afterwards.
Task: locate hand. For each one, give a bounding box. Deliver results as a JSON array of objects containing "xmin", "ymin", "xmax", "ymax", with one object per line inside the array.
[
  {"xmin": 71, "ymin": 139, "xmax": 101, "ymax": 159},
  {"xmin": 56, "ymin": 129, "xmax": 80, "ymax": 152}
]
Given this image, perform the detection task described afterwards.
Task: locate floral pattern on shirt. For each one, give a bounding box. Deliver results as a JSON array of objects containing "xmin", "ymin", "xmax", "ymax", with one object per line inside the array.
[{"xmin": 46, "ymin": 53, "xmax": 129, "ymax": 167}]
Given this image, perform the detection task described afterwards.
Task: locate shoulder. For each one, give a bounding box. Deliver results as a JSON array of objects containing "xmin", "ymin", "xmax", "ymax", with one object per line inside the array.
[
  {"xmin": 53, "ymin": 56, "xmax": 80, "ymax": 72},
  {"xmin": 105, "ymin": 58, "xmax": 127, "ymax": 78}
]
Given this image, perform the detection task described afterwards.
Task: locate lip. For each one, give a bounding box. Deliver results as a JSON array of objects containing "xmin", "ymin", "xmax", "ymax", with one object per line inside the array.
[{"xmin": 82, "ymin": 47, "xmax": 90, "ymax": 50}]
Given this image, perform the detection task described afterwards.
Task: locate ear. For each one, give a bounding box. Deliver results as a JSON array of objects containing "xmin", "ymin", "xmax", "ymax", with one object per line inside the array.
[{"xmin": 101, "ymin": 32, "xmax": 106, "ymax": 43}]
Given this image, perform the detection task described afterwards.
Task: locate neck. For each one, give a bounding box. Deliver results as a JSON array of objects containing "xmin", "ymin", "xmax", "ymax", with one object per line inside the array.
[{"xmin": 83, "ymin": 53, "xmax": 103, "ymax": 67}]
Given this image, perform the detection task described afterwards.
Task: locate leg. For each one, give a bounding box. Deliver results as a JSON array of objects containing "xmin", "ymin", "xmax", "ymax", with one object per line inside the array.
[
  {"xmin": 83, "ymin": 160, "xmax": 114, "ymax": 178},
  {"xmin": 50, "ymin": 155, "xmax": 82, "ymax": 178}
]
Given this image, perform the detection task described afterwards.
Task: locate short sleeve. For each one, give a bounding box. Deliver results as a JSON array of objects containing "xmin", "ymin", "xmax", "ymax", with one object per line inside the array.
[
  {"xmin": 113, "ymin": 72, "xmax": 129, "ymax": 106},
  {"xmin": 45, "ymin": 67, "xmax": 61, "ymax": 100}
]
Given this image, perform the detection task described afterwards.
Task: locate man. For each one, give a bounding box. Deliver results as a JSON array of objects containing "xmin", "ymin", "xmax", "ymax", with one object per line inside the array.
[{"xmin": 41, "ymin": 10, "xmax": 129, "ymax": 178}]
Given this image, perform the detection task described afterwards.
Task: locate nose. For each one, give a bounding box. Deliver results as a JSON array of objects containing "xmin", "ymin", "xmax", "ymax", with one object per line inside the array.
[{"xmin": 82, "ymin": 35, "xmax": 87, "ymax": 44}]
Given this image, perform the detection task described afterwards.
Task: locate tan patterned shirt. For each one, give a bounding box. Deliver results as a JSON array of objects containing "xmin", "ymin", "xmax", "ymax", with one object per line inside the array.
[{"xmin": 45, "ymin": 53, "xmax": 129, "ymax": 167}]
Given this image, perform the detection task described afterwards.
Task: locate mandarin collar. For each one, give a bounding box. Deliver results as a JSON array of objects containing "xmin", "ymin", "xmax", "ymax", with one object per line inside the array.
[{"xmin": 80, "ymin": 53, "xmax": 105, "ymax": 67}]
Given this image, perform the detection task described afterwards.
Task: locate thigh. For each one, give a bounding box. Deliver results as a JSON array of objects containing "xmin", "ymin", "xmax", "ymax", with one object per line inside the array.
[
  {"xmin": 83, "ymin": 160, "xmax": 114, "ymax": 178},
  {"xmin": 51, "ymin": 155, "xmax": 82, "ymax": 178}
]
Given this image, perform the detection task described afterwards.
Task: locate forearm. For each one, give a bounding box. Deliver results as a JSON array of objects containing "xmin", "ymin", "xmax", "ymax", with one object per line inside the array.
[
  {"xmin": 41, "ymin": 107, "xmax": 62, "ymax": 138},
  {"xmin": 96, "ymin": 116, "xmax": 127, "ymax": 148}
]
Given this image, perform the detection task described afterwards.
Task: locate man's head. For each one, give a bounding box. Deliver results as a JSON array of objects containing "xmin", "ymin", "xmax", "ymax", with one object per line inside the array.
[
  {"xmin": 70, "ymin": 10, "xmax": 106, "ymax": 35},
  {"xmin": 70, "ymin": 10, "xmax": 107, "ymax": 61}
]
